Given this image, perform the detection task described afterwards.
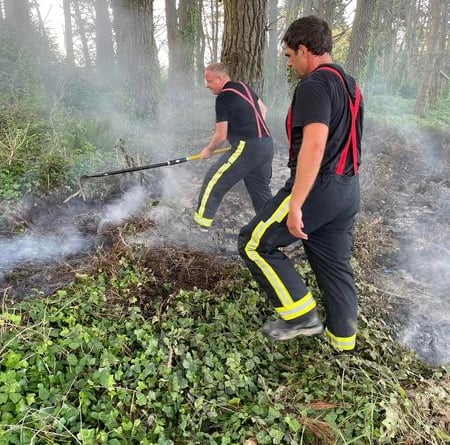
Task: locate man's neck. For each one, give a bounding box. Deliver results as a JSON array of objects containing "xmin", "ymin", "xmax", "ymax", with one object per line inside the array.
[{"xmin": 308, "ymin": 54, "xmax": 333, "ymax": 73}]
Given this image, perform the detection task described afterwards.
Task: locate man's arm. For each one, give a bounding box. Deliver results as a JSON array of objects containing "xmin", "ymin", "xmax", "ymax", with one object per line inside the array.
[
  {"xmin": 287, "ymin": 122, "xmax": 328, "ymax": 239},
  {"xmin": 200, "ymin": 121, "xmax": 228, "ymax": 159}
]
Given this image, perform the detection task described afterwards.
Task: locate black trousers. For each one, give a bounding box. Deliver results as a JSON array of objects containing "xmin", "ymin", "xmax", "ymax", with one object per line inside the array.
[
  {"xmin": 238, "ymin": 174, "xmax": 360, "ymax": 351},
  {"xmin": 194, "ymin": 137, "xmax": 273, "ymax": 227}
]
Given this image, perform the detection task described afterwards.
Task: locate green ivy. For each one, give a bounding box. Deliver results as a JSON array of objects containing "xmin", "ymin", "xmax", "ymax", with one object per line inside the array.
[{"xmin": 0, "ymin": 259, "xmax": 447, "ymax": 444}]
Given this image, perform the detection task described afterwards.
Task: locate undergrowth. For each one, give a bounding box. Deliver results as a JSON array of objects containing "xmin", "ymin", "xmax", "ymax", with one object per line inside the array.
[{"xmin": 1, "ymin": 247, "xmax": 448, "ymax": 445}]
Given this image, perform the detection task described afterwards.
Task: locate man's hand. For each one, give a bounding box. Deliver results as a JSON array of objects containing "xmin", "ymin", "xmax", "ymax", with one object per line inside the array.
[
  {"xmin": 199, "ymin": 147, "xmax": 213, "ymax": 159},
  {"xmin": 286, "ymin": 205, "xmax": 308, "ymax": 240}
]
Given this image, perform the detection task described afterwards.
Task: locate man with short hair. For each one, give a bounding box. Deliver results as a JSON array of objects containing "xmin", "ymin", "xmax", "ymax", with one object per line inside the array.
[
  {"xmin": 238, "ymin": 16, "xmax": 363, "ymax": 352},
  {"xmin": 194, "ymin": 62, "xmax": 273, "ymax": 228}
]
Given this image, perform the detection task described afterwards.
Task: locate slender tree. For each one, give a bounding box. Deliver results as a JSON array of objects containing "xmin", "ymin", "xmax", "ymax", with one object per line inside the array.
[
  {"xmin": 221, "ymin": 0, "xmax": 267, "ymax": 95},
  {"xmin": 165, "ymin": 0, "xmax": 202, "ymax": 93},
  {"xmin": 415, "ymin": 0, "xmax": 442, "ymax": 116},
  {"xmin": 195, "ymin": 0, "xmax": 205, "ymax": 85},
  {"xmin": 201, "ymin": 0, "xmax": 222, "ymax": 63},
  {"xmin": 32, "ymin": 0, "xmax": 49, "ymax": 41},
  {"xmin": 63, "ymin": 0, "xmax": 74, "ymax": 65},
  {"xmin": 265, "ymin": 0, "xmax": 280, "ymax": 102},
  {"xmin": 429, "ymin": 0, "xmax": 449, "ymax": 104},
  {"xmin": 210, "ymin": 0, "xmax": 220, "ymax": 61},
  {"xmin": 73, "ymin": 0, "xmax": 92, "ymax": 67}
]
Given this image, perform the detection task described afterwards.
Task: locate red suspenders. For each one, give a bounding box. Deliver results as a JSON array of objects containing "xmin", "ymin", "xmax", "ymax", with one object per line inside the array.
[
  {"xmin": 222, "ymin": 82, "xmax": 270, "ymax": 138},
  {"xmin": 286, "ymin": 67, "xmax": 361, "ymax": 175}
]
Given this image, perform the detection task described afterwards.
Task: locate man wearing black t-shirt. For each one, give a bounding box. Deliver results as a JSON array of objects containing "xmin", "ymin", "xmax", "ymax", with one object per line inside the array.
[
  {"xmin": 238, "ymin": 16, "xmax": 363, "ymax": 352},
  {"xmin": 194, "ymin": 62, "xmax": 273, "ymax": 228}
]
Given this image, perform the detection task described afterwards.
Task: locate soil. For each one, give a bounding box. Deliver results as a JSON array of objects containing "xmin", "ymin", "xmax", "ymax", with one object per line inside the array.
[{"xmin": 1, "ymin": 118, "xmax": 449, "ymax": 365}]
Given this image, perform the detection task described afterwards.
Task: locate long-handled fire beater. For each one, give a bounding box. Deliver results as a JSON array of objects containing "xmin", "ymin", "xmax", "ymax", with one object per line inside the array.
[{"xmin": 64, "ymin": 147, "xmax": 230, "ymax": 202}]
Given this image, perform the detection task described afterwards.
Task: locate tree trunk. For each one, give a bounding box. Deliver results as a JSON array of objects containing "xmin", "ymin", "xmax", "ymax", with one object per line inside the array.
[
  {"xmin": 392, "ymin": 0, "xmax": 421, "ymax": 96},
  {"xmin": 112, "ymin": 0, "xmax": 160, "ymax": 117},
  {"xmin": 178, "ymin": 0, "xmax": 197, "ymax": 87},
  {"xmin": 221, "ymin": 0, "xmax": 267, "ymax": 95},
  {"xmin": 284, "ymin": 0, "xmax": 302, "ymax": 26},
  {"xmin": 265, "ymin": 0, "xmax": 278, "ymax": 100},
  {"xmin": 346, "ymin": 0, "xmax": 377, "ymax": 85},
  {"xmin": 210, "ymin": 0, "xmax": 220, "ymax": 61},
  {"xmin": 4, "ymin": 0, "xmax": 32, "ymax": 43},
  {"xmin": 429, "ymin": 0, "xmax": 448, "ymax": 104},
  {"xmin": 95, "ymin": 0, "xmax": 115, "ymax": 81},
  {"xmin": 414, "ymin": 0, "xmax": 441, "ymax": 116},
  {"xmin": 195, "ymin": 0, "xmax": 205, "ymax": 86},
  {"xmin": 303, "ymin": 0, "xmax": 314, "ymax": 15},
  {"xmin": 73, "ymin": 0, "xmax": 92, "ymax": 67},
  {"xmin": 165, "ymin": 0, "xmax": 199, "ymax": 99},
  {"xmin": 165, "ymin": 0, "xmax": 180, "ymax": 86},
  {"xmin": 63, "ymin": 0, "xmax": 74, "ymax": 65}
]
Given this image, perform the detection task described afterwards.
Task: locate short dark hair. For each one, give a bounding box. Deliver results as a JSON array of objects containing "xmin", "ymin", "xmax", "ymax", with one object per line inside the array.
[{"xmin": 282, "ymin": 16, "xmax": 332, "ymax": 56}]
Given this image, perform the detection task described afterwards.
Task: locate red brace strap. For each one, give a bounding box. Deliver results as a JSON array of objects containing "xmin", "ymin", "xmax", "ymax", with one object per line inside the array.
[
  {"xmin": 316, "ymin": 66, "xmax": 361, "ymax": 175},
  {"xmin": 222, "ymin": 82, "xmax": 270, "ymax": 138}
]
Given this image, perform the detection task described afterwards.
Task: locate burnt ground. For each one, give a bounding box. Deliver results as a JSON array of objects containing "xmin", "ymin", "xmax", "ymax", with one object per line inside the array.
[{"xmin": 0, "ymin": 118, "xmax": 449, "ymax": 365}]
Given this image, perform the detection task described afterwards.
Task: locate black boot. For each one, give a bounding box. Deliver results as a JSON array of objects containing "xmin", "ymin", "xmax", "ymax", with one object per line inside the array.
[{"xmin": 261, "ymin": 311, "xmax": 324, "ymax": 340}]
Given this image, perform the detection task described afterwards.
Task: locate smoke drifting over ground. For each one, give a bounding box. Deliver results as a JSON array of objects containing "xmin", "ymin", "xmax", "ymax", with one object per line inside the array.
[
  {"xmin": 362, "ymin": 118, "xmax": 450, "ymax": 365},
  {"xmin": 0, "ymin": 231, "xmax": 88, "ymax": 271},
  {"xmin": 1, "ymin": 108, "xmax": 449, "ymax": 365}
]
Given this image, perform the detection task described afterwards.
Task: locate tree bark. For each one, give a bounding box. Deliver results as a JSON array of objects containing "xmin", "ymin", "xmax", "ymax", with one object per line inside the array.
[
  {"xmin": 95, "ymin": 0, "xmax": 115, "ymax": 80},
  {"xmin": 221, "ymin": 0, "xmax": 267, "ymax": 95},
  {"xmin": 414, "ymin": 0, "xmax": 441, "ymax": 116},
  {"xmin": 112, "ymin": 0, "xmax": 160, "ymax": 117},
  {"xmin": 346, "ymin": 0, "xmax": 377, "ymax": 85},
  {"xmin": 4, "ymin": 0, "xmax": 32, "ymax": 43},
  {"xmin": 429, "ymin": 0, "xmax": 448, "ymax": 104}
]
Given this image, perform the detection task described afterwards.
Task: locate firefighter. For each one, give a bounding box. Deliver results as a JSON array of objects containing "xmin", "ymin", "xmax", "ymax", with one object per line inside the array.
[
  {"xmin": 194, "ymin": 63, "xmax": 273, "ymax": 229},
  {"xmin": 238, "ymin": 16, "xmax": 363, "ymax": 351}
]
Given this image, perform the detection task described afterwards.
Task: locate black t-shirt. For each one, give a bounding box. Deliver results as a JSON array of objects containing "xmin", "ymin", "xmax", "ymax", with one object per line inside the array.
[
  {"xmin": 287, "ymin": 63, "xmax": 363, "ymax": 176},
  {"xmin": 216, "ymin": 81, "xmax": 269, "ymax": 146}
]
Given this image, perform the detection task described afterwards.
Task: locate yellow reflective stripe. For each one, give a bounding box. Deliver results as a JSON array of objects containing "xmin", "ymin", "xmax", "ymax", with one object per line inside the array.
[
  {"xmin": 197, "ymin": 141, "xmax": 246, "ymax": 219},
  {"xmin": 275, "ymin": 292, "xmax": 316, "ymax": 320},
  {"xmin": 324, "ymin": 328, "xmax": 356, "ymax": 351},
  {"xmin": 194, "ymin": 213, "xmax": 212, "ymax": 227},
  {"xmin": 244, "ymin": 195, "xmax": 294, "ymax": 307}
]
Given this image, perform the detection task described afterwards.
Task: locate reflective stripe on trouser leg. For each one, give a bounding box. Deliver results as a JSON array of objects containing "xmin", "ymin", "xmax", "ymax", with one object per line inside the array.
[
  {"xmin": 238, "ymin": 190, "xmax": 317, "ymax": 320},
  {"xmin": 194, "ymin": 141, "xmax": 246, "ymax": 227},
  {"xmin": 324, "ymin": 328, "xmax": 356, "ymax": 351}
]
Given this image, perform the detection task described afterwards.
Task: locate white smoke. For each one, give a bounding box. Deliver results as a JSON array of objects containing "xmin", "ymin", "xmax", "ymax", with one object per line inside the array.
[
  {"xmin": 98, "ymin": 185, "xmax": 148, "ymax": 229},
  {"xmin": 0, "ymin": 230, "xmax": 88, "ymax": 271}
]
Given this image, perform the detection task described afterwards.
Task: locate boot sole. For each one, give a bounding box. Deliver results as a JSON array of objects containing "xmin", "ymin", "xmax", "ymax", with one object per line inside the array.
[{"xmin": 262, "ymin": 325, "xmax": 324, "ymax": 341}]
